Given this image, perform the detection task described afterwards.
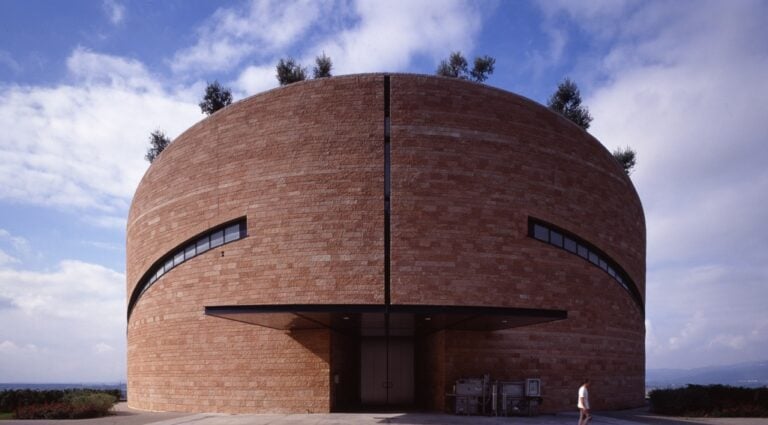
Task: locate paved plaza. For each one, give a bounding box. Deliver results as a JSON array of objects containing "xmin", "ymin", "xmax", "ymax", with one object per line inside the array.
[{"xmin": 3, "ymin": 404, "xmax": 766, "ymax": 425}]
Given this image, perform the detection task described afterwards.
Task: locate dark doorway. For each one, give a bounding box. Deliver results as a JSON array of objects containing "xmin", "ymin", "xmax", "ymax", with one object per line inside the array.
[{"xmin": 360, "ymin": 336, "xmax": 414, "ymax": 406}]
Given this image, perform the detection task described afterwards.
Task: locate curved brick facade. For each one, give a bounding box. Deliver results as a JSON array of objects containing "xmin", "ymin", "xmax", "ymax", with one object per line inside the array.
[{"xmin": 126, "ymin": 74, "xmax": 645, "ymax": 414}]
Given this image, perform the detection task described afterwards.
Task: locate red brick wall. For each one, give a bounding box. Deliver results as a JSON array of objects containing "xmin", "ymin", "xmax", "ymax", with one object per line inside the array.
[
  {"xmin": 126, "ymin": 74, "xmax": 644, "ymax": 413},
  {"xmin": 389, "ymin": 75, "xmax": 645, "ymax": 411},
  {"xmin": 127, "ymin": 75, "xmax": 385, "ymax": 413}
]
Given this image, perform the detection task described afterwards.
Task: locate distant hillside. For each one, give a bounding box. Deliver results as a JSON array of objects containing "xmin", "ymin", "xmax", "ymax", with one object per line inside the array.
[{"xmin": 647, "ymin": 360, "xmax": 768, "ymax": 388}]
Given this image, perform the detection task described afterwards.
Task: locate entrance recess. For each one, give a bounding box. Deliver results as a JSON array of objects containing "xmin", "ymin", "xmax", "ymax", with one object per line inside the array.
[{"xmin": 205, "ymin": 304, "xmax": 567, "ymax": 411}]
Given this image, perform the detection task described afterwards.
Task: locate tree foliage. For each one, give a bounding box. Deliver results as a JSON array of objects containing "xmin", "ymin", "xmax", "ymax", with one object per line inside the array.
[
  {"xmin": 436, "ymin": 51, "xmax": 495, "ymax": 83},
  {"xmin": 199, "ymin": 80, "xmax": 233, "ymax": 115},
  {"xmin": 276, "ymin": 57, "xmax": 307, "ymax": 85},
  {"xmin": 313, "ymin": 53, "xmax": 332, "ymax": 78},
  {"xmin": 612, "ymin": 146, "xmax": 637, "ymax": 175},
  {"xmin": 145, "ymin": 130, "xmax": 171, "ymax": 163},
  {"xmin": 436, "ymin": 51, "xmax": 468, "ymax": 78},
  {"xmin": 470, "ymin": 55, "xmax": 496, "ymax": 82},
  {"xmin": 547, "ymin": 78, "xmax": 593, "ymax": 130}
]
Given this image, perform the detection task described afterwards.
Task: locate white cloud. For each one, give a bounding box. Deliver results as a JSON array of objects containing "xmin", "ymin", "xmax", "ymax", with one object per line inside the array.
[
  {"xmin": 0, "ymin": 50, "xmax": 21, "ymax": 73},
  {"xmin": 102, "ymin": 0, "xmax": 126, "ymax": 26},
  {"xmin": 310, "ymin": 0, "xmax": 482, "ymax": 74},
  {"xmin": 0, "ymin": 249, "xmax": 19, "ymax": 266},
  {"xmin": 171, "ymin": 0, "xmax": 323, "ymax": 74},
  {"xmin": 586, "ymin": 1, "xmax": 768, "ymax": 267},
  {"xmin": 0, "ymin": 340, "xmax": 17, "ymax": 352},
  {"xmin": 87, "ymin": 214, "xmax": 128, "ymax": 230},
  {"xmin": 536, "ymin": 0, "xmax": 638, "ymax": 39},
  {"xmin": 67, "ymin": 46, "xmax": 159, "ymax": 92},
  {"xmin": 82, "ymin": 240, "xmax": 122, "ymax": 251},
  {"xmin": 0, "ymin": 259, "xmax": 126, "ymax": 381},
  {"xmin": 234, "ymin": 64, "xmax": 278, "ymax": 98},
  {"xmin": 540, "ymin": 0, "xmax": 768, "ymax": 369},
  {"xmin": 0, "ymin": 259, "xmax": 124, "ymax": 318},
  {"xmin": 644, "ymin": 264, "xmax": 768, "ymax": 368},
  {"xmin": 0, "ymin": 340, "xmax": 39, "ymax": 353},
  {"xmin": 0, "ymin": 48, "xmax": 201, "ymax": 215},
  {"xmin": 0, "ymin": 228, "xmax": 32, "ymax": 262},
  {"xmin": 94, "ymin": 342, "xmax": 115, "ymax": 353},
  {"xmin": 233, "ymin": 0, "xmax": 486, "ymax": 94},
  {"xmin": 532, "ymin": 26, "xmax": 567, "ymax": 73}
]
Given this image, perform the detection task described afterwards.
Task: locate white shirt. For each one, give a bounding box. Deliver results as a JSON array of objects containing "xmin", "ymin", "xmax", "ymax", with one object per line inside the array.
[{"xmin": 578, "ymin": 385, "xmax": 590, "ymax": 409}]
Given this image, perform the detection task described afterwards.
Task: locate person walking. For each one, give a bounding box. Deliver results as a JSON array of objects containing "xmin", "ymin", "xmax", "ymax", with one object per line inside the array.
[{"xmin": 578, "ymin": 379, "xmax": 591, "ymax": 425}]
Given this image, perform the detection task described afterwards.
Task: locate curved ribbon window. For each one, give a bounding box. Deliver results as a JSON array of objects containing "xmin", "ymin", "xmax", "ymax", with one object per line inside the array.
[
  {"xmin": 528, "ymin": 217, "xmax": 644, "ymax": 313},
  {"xmin": 127, "ymin": 217, "xmax": 247, "ymax": 321}
]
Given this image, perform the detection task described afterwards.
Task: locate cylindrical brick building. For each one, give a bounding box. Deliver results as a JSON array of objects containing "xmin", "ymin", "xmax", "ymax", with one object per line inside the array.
[{"xmin": 126, "ymin": 74, "xmax": 645, "ymax": 414}]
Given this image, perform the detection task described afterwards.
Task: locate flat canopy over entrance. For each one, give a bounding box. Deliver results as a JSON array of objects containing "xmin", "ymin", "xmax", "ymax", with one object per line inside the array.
[{"xmin": 204, "ymin": 304, "xmax": 567, "ymax": 336}]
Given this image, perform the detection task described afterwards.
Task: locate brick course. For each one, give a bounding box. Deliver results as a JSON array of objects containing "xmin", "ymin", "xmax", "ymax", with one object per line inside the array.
[
  {"xmin": 389, "ymin": 75, "xmax": 645, "ymax": 412},
  {"xmin": 127, "ymin": 74, "xmax": 644, "ymax": 413}
]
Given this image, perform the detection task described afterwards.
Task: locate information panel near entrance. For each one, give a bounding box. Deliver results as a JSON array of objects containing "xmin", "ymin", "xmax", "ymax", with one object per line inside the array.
[{"xmin": 360, "ymin": 337, "xmax": 414, "ymax": 405}]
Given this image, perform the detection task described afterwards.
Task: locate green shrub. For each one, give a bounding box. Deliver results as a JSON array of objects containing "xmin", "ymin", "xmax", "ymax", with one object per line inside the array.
[
  {"xmin": 63, "ymin": 392, "xmax": 117, "ymax": 418},
  {"xmin": 14, "ymin": 403, "xmax": 71, "ymax": 420},
  {"xmin": 0, "ymin": 389, "xmax": 118, "ymax": 419},
  {"xmin": 650, "ymin": 385, "xmax": 768, "ymax": 417}
]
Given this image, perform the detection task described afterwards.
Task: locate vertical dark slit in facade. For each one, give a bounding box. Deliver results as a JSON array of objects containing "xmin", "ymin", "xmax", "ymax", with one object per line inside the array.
[
  {"xmin": 384, "ymin": 75, "xmax": 391, "ymax": 306},
  {"xmin": 383, "ymin": 75, "xmax": 391, "ymax": 405}
]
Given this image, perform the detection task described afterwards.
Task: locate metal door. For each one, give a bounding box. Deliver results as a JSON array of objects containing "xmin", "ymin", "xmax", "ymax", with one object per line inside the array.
[{"xmin": 360, "ymin": 337, "xmax": 414, "ymax": 405}]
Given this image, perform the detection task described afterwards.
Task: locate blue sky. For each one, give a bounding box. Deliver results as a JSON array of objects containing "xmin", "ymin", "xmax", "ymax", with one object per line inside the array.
[{"xmin": 0, "ymin": 0, "xmax": 767, "ymax": 383}]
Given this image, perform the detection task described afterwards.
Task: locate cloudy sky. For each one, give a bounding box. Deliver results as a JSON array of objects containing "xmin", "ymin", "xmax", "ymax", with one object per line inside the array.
[{"xmin": 0, "ymin": 0, "xmax": 766, "ymax": 383}]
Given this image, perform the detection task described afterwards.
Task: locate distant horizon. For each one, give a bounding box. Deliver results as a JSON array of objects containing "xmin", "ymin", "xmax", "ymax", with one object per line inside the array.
[
  {"xmin": 1, "ymin": 0, "xmax": 767, "ymax": 382},
  {"xmin": 0, "ymin": 381, "xmax": 126, "ymax": 385}
]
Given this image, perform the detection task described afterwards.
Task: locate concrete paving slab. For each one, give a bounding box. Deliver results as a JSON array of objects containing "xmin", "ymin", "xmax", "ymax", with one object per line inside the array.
[{"xmin": 3, "ymin": 404, "xmax": 765, "ymax": 425}]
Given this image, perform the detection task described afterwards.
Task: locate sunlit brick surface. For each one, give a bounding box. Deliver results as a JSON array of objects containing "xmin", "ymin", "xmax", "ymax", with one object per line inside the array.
[
  {"xmin": 127, "ymin": 74, "xmax": 644, "ymax": 413},
  {"xmin": 389, "ymin": 76, "xmax": 645, "ymax": 412}
]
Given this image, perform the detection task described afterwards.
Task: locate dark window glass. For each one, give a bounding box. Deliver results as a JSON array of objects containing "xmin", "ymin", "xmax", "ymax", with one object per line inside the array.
[
  {"xmin": 564, "ymin": 237, "xmax": 577, "ymax": 253},
  {"xmin": 211, "ymin": 230, "xmax": 224, "ymax": 247},
  {"xmin": 132, "ymin": 218, "xmax": 251, "ymax": 320},
  {"xmin": 184, "ymin": 244, "xmax": 196, "ymax": 260},
  {"xmin": 224, "ymin": 224, "xmax": 241, "ymax": 243},
  {"xmin": 526, "ymin": 218, "xmax": 640, "ymax": 312},
  {"xmin": 550, "ymin": 231, "xmax": 563, "ymax": 247},
  {"xmin": 196, "ymin": 235, "xmax": 210, "ymax": 253},
  {"xmin": 599, "ymin": 258, "xmax": 608, "ymax": 271}
]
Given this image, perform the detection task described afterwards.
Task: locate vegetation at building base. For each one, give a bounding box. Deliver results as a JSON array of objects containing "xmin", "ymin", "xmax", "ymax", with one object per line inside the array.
[
  {"xmin": 0, "ymin": 389, "xmax": 119, "ymax": 419},
  {"xmin": 649, "ymin": 385, "xmax": 768, "ymax": 417}
]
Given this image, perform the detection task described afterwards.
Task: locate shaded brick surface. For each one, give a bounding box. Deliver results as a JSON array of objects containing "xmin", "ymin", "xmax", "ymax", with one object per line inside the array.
[
  {"xmin": 127, "ymin": 75, "xmax": 384, "ymax": 413},
  {"xmin": 127, "ymin": 74, "xmax": 644, "ymax": 414},
  {"xmin": 389, "ymin": 75, "xmax": 645, "ymax": 412}
]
